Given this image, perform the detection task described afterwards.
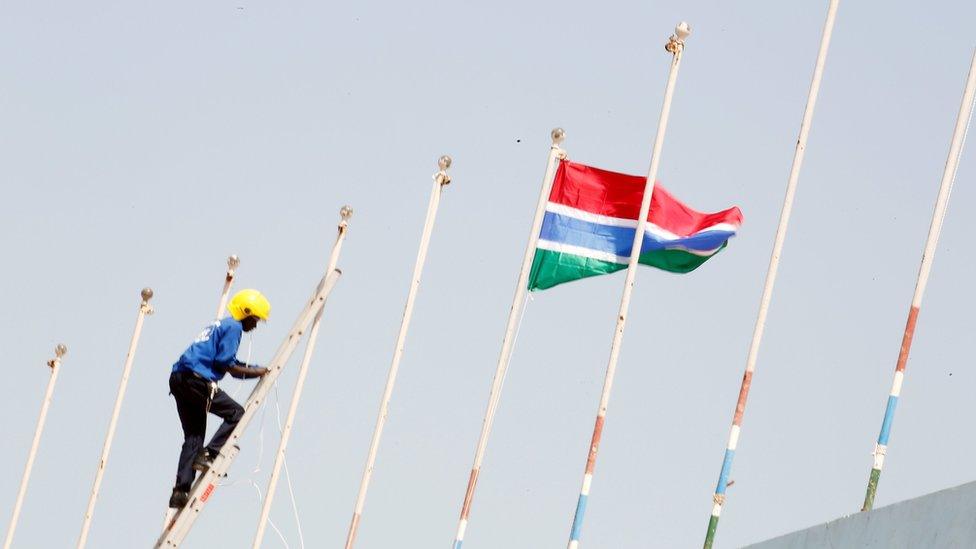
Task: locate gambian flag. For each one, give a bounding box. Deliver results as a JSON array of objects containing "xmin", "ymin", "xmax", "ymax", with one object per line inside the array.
[{"xmin": 528, "ymin": 160, "xmax": 743, "ymax": 291}]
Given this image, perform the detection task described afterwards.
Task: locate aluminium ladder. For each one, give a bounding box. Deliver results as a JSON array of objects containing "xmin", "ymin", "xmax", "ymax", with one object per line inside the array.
[{"xmin": 154, "ymin": 269, "xmax": 341, "ymax": 547}]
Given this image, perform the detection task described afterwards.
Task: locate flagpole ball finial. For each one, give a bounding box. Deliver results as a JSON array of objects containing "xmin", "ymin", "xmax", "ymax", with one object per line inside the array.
[
  {"xmin": 340, "ymin": 205, "xmax": 354, "ymax": 221},
  {"xmin": 227, "ymin": 255, "xmax": 240, "ymax": 270},
  {"xmin": 141, "ymin": 287, "xmax": 154, "ymax": 302},
  {"xmin": 435, "ymin": 156, "xmax": 452, "ymax": 185},
  {"xmin": 676, "ymin": 21, "xmax": 691, "ymax": 40},
  {"xmin": 666, "ymin": 22, "xmax": 690, "ymax": 53},
  {"xmin": 55, "ymin": 344, "xmax": 67, "ymax": 358},
  {"xmin": 551, "ymin": 127, "xmax": 566, "ymax": 144}
]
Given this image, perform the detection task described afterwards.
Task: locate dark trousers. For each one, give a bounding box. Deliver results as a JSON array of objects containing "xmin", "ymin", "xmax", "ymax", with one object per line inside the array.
[{"xmin": 169, "ymin": 371, "xmax": 244, "ymax": 491}]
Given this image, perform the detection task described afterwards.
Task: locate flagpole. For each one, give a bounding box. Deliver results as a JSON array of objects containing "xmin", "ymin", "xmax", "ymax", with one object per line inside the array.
[
  {"xmin": 4, "ymin": 344, "xmax": 67, "ymax": 549},
  {"xmin": 76, "ymin": 289, "xmax": 154, "ymax": 549},
  {"xmin": 160, "ymin": 255, "xmax": 243, "ymax": 529},
  {"xmin": 451, "ymin": 129, "xmax": 565, "ymax": 549},
  {"xmin": 216, "ymin": 255, "xmax": 240, "ymax": 320},
  {"xmin": 344, "ymin": 157, "xmax": 452, "ymax": 549},
  {"xmin": 252, "ymin": 206, "xmax": 352, "ymax": 549},
  {"xmin": 566, "ymin": 23, "xmax": 689, "ymax": 549},
  {"xmin": 702, "ymin": 2, "xmax": 839, "ymax": 546},
  {"xmin": 861, "ymin": 48, "xmax": 976, "ymax": 512}
]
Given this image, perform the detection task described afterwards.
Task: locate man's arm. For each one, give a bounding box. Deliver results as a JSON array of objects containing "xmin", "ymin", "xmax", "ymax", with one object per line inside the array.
[{"xmin": 227, "ymin": 364, "xmax": 269, "ymax": 379}]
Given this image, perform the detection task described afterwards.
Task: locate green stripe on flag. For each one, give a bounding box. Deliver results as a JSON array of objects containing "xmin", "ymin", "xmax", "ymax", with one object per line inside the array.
[{"xmin": 527, "ymin": 243, "xmax": 727, "ymax": 291}]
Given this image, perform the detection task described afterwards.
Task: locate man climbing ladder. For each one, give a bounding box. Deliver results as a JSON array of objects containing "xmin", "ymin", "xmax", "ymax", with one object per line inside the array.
[{"xmin": 167, "ymin": 289, "xmax": 271, "ymax": 508}]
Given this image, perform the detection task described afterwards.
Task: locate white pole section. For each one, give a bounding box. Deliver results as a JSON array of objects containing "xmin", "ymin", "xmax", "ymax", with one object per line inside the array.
[
  {"xmin": 566, "ymin": 23, "xmax": 689, "ymax": 549},
  {"xmin": 4, "ymin": 344, "xmax": 68, "ymax": 549},
  {"xmin": 252, "ymin": 206, "xmax": 353, "ymax": 549},
  {"xmin": 451, "ymin": 130, "xmax": 565, "ymax": 549},
  {"xmin": 216, "ymin": 255, "xmax": 240, "ymax": 319},
  {"xmin": 76, "ymin": 290, "xmax": 154, "ymax": 548},
  {"xmin": 703, "ymin": 3, "xmax": 839, "ymax": 545},
  {"xmin": 344, "ymin": 157, "xmax": 453, "ymax": 549},
  {"xmin": 861, "ymin": 47, "xmax": 976, "ymax": 512}
]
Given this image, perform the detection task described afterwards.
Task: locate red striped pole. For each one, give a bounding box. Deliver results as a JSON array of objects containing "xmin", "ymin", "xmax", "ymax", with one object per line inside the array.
[
  {"xmin": 345, "ymin": 159, "xmax": 452, "ymax": 548},
  {"xmin": 567, "ymin": 23, "xmax": 689, "ymax": 549},
  {"xmin": 861, "ymin": 47, "xmax": 976, "ymax": 512},
  {"xmin": 452, "ymin": 130, "xmax": 565, "ymax": 549}
]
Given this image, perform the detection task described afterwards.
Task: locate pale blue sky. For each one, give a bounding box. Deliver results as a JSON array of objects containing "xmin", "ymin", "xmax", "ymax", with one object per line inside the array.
[{"xmin": 2, "ymin": 1, "xmax": 975, "ymax": 547}]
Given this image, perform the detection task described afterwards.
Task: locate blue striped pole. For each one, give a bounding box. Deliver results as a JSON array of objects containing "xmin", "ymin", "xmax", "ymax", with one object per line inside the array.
[
  {"xmin": 862, "ymin": 48, "xmax": 976, "ymax": 512},
  {"xmin": 703, "ymin": 2, "xmax": 840, "ymax": 546},
  {"xmin": 567, "ymin": 23, "xmax": 689, "ymax": 549}
]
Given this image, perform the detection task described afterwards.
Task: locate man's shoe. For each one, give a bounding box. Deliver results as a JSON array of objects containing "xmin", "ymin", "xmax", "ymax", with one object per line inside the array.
[
  {"xmin": 192, "ymin": 450, "xmax": 213, "ymax": 472},
  {"xmin": 169, "ymin": 488, "xmax": 189, "ymax": 509}
]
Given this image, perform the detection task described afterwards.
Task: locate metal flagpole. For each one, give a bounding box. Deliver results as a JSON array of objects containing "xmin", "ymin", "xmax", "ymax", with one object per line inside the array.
[
  {"xmin": 217, "ymin": 255, "xmax": 240, "ymax": 319},
  {"xmin": 451, "ymin": 129, "xmax": 565, "ymax": 549},
  {"xmin": 4, "ymin": 344, "xmax": 68, "ymax": 549},
  {"xmin": 566, "ymin": 23, "xmax": 689, "ymax": 549},
  {"xmin": 344, "ymin": 157, "xmax": 453, "ymax": 548},
  {"xmin": 861, "ymin": 48, "xmax": 976, "ymax": 512},
  {"xmin": 702, "ymin": 2, "xmax": 839, "ymax": 545},
  {"xmin": 252, "ymin": 206, "xmax": 352, "ymax": 549},
  {"xmin": 76, "ymin": 289, "xmax": 155, "ymax": 548}
]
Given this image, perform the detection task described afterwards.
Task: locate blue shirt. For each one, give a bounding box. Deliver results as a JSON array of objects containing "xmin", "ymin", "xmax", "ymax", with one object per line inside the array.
[{"xmin": 172, "ymin": 317, "xmax": 244, "ymax": 382}]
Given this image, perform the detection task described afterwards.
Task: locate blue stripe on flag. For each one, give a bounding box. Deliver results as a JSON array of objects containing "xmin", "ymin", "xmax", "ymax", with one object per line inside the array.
[{"xmin": 539, "ymin": 211, "xmax": 735, "ymax": 257}]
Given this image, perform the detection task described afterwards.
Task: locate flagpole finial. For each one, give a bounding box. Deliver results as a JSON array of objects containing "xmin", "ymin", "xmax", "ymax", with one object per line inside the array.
[
  {"xmin": 551, "ymin": 127, "xmax": 566, "ymax": 145},
  {"xmin": 676, "ymin": 21, "xmax": 691, "ymax": 40},
  {"xmin": 48, "ymin": 343, "xmax": 67, "ymax": 367},
  {"xmin": 435, "ymin": 155, "xmax": 452, "ymax": 185},
  {"xmin": 141, "ymin": 287, "xmax": 154, "ymax": 302},
  {"xmin": 340, "ymin": 205, "xmax": 354, "ymax": 222},
  {"xmin": 227, "ymin": 255, "xmax": 240, "ymax": 271},
  {"xmin": 666, "ymin": 22, "xmax": 691, "ymax": 53}
]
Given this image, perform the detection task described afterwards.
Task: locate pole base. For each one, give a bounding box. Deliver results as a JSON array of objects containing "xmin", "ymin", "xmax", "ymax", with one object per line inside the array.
[
  {"xmin": 862, "ymin": 468, "xmax": 882, "ymax": 511},
  {"xmin": 704, "ymin": 514, "xmax": 720, "ymax": 549}
]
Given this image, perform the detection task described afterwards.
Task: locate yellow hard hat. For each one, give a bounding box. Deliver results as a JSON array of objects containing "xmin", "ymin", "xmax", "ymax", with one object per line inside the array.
[{"xmin": 228, "ymin": 289, "xmax": 271, "ymax": 321}]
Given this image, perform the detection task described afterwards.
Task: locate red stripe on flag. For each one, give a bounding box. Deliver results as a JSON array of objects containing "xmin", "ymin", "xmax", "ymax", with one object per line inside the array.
[{"xmin": 548, "ymin": 160, "xmax": 743, "ymax": 237}]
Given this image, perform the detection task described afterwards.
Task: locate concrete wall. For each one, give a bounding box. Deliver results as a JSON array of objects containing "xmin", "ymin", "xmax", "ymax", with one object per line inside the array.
[{"xmin": 744, "ymin": 481, "xmax": 976, "ymax": 549}]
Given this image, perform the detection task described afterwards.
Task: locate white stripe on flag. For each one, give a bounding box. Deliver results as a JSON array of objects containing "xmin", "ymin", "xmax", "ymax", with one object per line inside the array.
[
  {"xmin": 545, "ymin": 202, "xmax": 738, "ymax": 241},
  {"xmin": 537, "ymin": 239, "xmax": 724, "ymax": 262},
  {"xmin": 536, "ymin": 240, "xmax": 630, "ymax": 264}
]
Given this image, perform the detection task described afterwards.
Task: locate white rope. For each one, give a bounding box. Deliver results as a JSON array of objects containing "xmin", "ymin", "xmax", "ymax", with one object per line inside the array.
[
  {"xmin": 215, "ymin": 376, "xmax": 291, "ymax": 548},
  {"xmin": 213, "ymin": 332, "xmax": 308, "ymax": 548},
  {"xmin": 498, "ymin": 292, "xmax": 533, "ymax": 397},
  {"xmin": 272, "ymin": 385, "xmax": 306, "ymax": 549}
]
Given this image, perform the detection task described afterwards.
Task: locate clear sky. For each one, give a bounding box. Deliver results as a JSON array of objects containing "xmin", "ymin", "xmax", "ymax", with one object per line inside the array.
[{"xmin": 2, "ymin": 1, "xmax": 975, "ymax": 547}]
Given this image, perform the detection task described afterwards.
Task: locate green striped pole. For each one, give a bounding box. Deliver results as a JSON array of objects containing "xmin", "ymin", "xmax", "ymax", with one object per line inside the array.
[
  {"xmin": 702, "ymin": 1, "xmax": 840, "ymax": 546},
  {"xmin": 861, "ymin": 47, "xmax": 976, "ymax": 512}
]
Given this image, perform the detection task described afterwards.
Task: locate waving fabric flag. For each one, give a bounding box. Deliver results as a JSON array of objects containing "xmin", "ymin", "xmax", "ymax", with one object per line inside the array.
[{"xmin": 528, "ymin": 160, "xmax": 743, "ymax": 291}]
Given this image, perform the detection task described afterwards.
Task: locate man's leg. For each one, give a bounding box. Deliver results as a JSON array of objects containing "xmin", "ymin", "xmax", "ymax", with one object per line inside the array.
[
  {"xmin": 204, "ymin": 388, "xmax": 244, "ymax": 457},
  {"xmin": 170, "ymin": 373, "xmax": 208, "ymax": 493}
]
